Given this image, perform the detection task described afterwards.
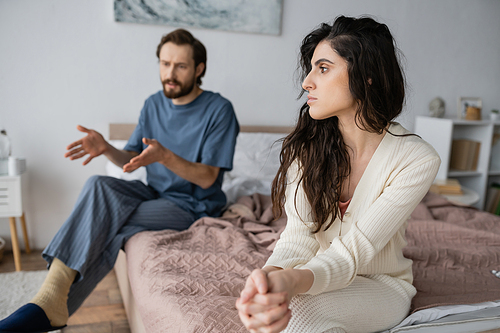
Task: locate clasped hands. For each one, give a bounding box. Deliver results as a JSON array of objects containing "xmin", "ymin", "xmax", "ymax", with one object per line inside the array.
[
  {"xmin": 236, "ymin": 268, "xmax": 313, "ymax": 333},
  {"xmin": 64, "ymin": 125, "xmax": 169, "ymax": 171}
]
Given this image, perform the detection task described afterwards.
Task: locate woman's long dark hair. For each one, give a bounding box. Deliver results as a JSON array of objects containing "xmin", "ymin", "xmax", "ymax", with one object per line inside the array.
[{"xmin": 272, "ymin": 16, "xmax": 406, "ymax": 233}]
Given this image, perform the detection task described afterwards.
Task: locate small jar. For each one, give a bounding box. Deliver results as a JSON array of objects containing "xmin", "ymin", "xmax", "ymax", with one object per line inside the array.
[{"xmin": 490, "ymin": 110, "xmax": 499, "ymax": 121}]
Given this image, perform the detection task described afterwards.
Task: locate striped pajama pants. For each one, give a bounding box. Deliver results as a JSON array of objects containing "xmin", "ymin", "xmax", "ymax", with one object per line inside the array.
[{"xmin": 42, "ymin": 175, "xmax": 196, "ymax": 315}]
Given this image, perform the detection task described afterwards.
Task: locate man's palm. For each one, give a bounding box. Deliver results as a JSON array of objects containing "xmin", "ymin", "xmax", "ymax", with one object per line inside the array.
[{"xmin": 65, "ymin": 125, "xmax": 107, "ymax": 165}]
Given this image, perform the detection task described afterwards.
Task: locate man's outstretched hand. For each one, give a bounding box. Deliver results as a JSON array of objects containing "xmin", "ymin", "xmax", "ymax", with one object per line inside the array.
[
  {"xmin": 123, "ymin": 138, "xmax": 169, "ymax": 173},
  {"xmin": 65, "ymin": 125, "xmax": 108, "ymax": 165}
]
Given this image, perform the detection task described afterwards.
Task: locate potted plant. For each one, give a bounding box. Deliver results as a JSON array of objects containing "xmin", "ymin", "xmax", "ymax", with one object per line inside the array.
[{"xmin": 491, "ymin": 109, "xmax": 499, "ymax": 121}]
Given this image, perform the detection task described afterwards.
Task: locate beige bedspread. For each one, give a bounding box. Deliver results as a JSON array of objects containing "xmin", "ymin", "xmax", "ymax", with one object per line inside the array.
[{"xmin": 125, "ymin": 192, "xmax": 500, "ymax": 332}]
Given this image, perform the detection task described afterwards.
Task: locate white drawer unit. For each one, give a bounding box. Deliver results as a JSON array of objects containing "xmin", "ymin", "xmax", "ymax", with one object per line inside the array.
[
  {"xmin": 0, "ymin": 175, "xmax": 23, "ymax": 217},
  {"xmin": 0, "ymin": 173, "xmax": 31, "ymax": 271}
]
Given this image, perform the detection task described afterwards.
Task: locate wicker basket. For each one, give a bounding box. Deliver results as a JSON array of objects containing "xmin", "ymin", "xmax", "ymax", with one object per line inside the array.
[{"xmin": 0, "ymin": 236, "xmax": 5, "ymax": 262}]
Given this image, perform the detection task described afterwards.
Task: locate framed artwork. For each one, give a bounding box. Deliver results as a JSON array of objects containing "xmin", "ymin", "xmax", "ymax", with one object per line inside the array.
[
  {"xmin": 114, "ymin": 0, "xmax": 283, "ymax": 35},
  {"xmin": 457, "ymin": 97, "xmax": 482, "ymax": 120}
]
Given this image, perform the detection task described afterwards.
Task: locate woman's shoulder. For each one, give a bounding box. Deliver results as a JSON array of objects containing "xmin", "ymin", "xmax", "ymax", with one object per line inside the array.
[{"xmin": 387, "ymin": 122, "xmax": 440, "ymax": 163}]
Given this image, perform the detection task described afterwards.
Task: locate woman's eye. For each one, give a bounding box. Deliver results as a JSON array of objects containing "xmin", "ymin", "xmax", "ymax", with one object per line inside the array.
[{"xmin": 320, "ymin": 67, "xmax": 327, "ymax": 73}]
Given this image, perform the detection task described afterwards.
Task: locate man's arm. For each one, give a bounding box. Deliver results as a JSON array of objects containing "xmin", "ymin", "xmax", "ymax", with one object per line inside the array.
[
  {"xmin": 103, "ymin": 145, "xmax": 139, "ymax": 168},
  {"xmin": 65, "ymin": 125, "xmax": 138, "ymax": 167},
  {"xmin": 66, "ymin": 126, "xmax": 217, "ymax": 187},
  {"xmin": 122, "ymin": 138, "xmax": 219, "ymax": 189}
]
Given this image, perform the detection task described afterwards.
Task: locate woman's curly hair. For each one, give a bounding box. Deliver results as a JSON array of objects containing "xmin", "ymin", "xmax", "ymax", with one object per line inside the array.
[{"xmin": 272, "ymin": 16, "xmax": 406, "ymax": 233}]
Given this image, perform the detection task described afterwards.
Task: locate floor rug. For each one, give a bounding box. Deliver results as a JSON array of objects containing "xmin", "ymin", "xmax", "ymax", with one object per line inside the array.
[{"xmin": 0, "ymin": 270, "xmax": 62, "ymax": 332}]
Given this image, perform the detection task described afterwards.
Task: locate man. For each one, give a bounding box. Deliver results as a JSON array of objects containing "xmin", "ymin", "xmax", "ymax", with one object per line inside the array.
[{"xmin": 0, "ymin": 29, "xmax": 239, "ymax": 333}]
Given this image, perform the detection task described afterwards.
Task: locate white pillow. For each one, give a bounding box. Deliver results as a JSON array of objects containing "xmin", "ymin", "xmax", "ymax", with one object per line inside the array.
[
  {"xmin": 222, "ymin": 132, "xmax": 285, "ymax": 204},
  {"xmin": 105, "ymin": 140, "xmax": 148, "ymax": 185}
]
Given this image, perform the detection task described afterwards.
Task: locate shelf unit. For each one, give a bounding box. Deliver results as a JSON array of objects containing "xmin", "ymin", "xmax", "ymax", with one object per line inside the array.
[{"xmin": 414, "ymin": 116, "xmax": 500, "ymax": 210}]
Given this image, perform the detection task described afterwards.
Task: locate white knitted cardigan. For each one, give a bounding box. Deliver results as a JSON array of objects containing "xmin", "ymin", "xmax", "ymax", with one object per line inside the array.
[{"xmin": 265, "ymin": 123, "xmax": 441, "ymax": 296}]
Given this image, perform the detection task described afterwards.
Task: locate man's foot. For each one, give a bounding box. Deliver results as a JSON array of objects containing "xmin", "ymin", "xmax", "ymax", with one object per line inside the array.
[
  {"xmin": 28, "ymin": 258, "xmax": 77, "ymax": 328},
  {"xmin": 0, "ymin": 303, "xmax": 66, "ymax": 332}
]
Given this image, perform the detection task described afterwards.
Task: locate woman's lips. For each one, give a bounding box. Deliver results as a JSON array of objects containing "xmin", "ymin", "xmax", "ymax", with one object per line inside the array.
[{"xmin": 307, "ymin": 96, "xmax": 317, "ymax": 104}]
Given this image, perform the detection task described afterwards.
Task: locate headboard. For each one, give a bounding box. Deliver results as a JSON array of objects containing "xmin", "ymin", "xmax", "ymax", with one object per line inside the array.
[
  {"xmin": 109, "ymin": 123, "xmax": 293, "ymax": 140},
  {"xmin": 109, "ymin": 123, "xmax": 138, "ymax": 140}
]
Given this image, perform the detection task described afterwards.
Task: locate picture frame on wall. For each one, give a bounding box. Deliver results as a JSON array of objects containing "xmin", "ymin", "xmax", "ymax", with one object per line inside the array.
[
  {"xmin": 114, "ymin": 0, "xmax": 283, "ymax": 35},
  {"xmin": 458, "ymin": 97, "xmax": 482, "ymax": 120}
]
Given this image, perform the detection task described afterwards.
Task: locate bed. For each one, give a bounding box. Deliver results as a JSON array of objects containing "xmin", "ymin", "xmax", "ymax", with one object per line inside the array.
[{"xmin": 107, "ymin": 124, "xmax": 500, "ymax": 333}]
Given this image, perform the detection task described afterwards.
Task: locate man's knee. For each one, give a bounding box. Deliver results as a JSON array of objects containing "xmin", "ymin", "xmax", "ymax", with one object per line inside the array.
[{"xmin": 83, "ymin": 175, "xmax": 116, "ymax": 191}]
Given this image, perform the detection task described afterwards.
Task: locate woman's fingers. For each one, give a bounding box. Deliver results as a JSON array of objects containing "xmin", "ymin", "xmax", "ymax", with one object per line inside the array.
[
  {"xmin": 239, "ymin": 287, "xmax": 256, "ymax": 304},
  {"xmin": 238, "ymin": 310, "xmax": 253, "ymax": 330},
  {"xmin": 239, "ymin": 269, "xmax": 266, "ymax": 304},
  {"xmin": 237, "ymin": 291, "xmax": 288, "ymax": 315},
  {"xmin": 251, "ymin": 302, "xmax": 289, "ymax": 326},
  {"xmin": 239, "ymin": 303, "xmax": 290, "ymax": 332},
  {"xmin": 236, "ymin": 296, "xmax": 283, "ymax": 315},
  {"xmin": 251, "ymin": 269, "xmax": 269, "ymax": 295},
  {"xmin": 252, "ymin": 291, "xmax": 288, "ymax": 306},
  {"xmin": 262, "ymin": 309, "xmax": 292, "ymax": 333},
  {"xmin": 238, "ymin": 269, "xmax": 291, "ymax": 332}
]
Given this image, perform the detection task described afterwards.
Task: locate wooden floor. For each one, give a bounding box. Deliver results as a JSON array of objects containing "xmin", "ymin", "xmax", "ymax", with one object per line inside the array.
[{"xmin": 0, "ymin": 250, "xmax": 131, "ymax": 333}]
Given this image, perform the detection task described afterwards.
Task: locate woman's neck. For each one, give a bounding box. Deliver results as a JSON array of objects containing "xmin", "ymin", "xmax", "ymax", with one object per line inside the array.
[
  {"xmin": 338, "ymin": 115, "xmax": 386, "ymax": 159},
  {"xmin": 338, "ymin": 116, "xmax": 388, "ymax": 201}
]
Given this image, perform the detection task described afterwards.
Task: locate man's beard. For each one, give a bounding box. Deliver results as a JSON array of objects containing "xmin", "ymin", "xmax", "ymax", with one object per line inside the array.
[{"xmin": 162, "ymin": 76, "xmax": 196, "ymax": 99}]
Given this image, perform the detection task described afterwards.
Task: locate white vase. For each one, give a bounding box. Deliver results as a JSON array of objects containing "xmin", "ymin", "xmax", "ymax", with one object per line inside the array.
[{"xmin": 490, "ymin": 113, "xmax": 499, "ymax": 121}]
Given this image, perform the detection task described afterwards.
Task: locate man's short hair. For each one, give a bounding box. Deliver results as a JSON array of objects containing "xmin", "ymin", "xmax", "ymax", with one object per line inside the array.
[{"xmin": 156, "ymin": 29, "xmax": 207, "ymax": 86}]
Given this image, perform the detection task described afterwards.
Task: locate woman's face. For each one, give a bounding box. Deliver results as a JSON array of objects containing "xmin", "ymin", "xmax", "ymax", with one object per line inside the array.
[{"xmin": 302, "ymin": 40, "xmax": 357, "ymax": 120}]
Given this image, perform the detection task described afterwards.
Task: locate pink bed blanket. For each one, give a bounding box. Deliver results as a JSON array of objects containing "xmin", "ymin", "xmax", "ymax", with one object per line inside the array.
[
  {"xmin": 125, "ymin": 192, "xmax": 500, "ymax": 332},
  {"xmin": 405, "ymin": 192, "xmax": 500, "ymax": 312}
]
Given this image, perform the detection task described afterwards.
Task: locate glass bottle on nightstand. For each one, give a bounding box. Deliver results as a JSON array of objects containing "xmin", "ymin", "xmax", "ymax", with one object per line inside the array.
[{"xmin": 0, "ymin": 129, "xmax": 11, "ymax": 175}]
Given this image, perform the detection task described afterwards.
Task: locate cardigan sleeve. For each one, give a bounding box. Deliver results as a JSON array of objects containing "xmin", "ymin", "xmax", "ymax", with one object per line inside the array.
[
  {"xmin": 301, "ymin": 153, "xmax": 440, "ymax": 295},
  {"xmin": 264, "ymin": 161, "xmax": 321, "ymax": 269}
]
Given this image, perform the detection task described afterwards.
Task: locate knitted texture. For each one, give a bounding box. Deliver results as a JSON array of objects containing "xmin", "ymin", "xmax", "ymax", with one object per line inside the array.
[
  {"xmin": 265, "ymin": 123, "xmax": 441, "ymax": 332},
  {"xmin": 282, "ymin": 275, "xmax": 412, "ymax": 332},
  {"xmin": 31, "ymin": 258, "xmax": 77, "ymax": 327}
]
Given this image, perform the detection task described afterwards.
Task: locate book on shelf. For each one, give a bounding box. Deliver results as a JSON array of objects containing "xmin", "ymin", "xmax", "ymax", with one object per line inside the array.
[
  {"xmin": 449, "ymin": 139, "xmax": 481, "ymax": 171},
  {"xmin": 430, "ymin": 178, "xmax": 463, "ymax": 195},
  {"xmin": 486, "ymin": 183, "xmax": 500, "ymax": 215}
]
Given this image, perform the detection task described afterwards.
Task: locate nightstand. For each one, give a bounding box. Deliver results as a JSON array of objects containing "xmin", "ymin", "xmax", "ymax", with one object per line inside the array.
[{"xmin": 0, "ymin": 174, "xmax": 31, "ymax": 271}]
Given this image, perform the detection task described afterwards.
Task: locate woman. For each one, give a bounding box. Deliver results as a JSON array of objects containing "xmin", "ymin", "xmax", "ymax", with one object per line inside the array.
[{"xmin": 236, "ymin": 16, "xmax": 440, "ymax": 333}]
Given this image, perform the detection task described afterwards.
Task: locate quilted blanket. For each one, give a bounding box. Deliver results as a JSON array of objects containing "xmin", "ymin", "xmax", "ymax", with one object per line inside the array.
[
  {"xmin": 125, "ymin": 194, "xmax": 284, "ymax": 333},
  {"xmin": 405, "ymin": 192, "xmax": 500, "ymax": 312},
  {"xmin": 125, "ymin": 192, "xmax": 500, "ymax": 332}
]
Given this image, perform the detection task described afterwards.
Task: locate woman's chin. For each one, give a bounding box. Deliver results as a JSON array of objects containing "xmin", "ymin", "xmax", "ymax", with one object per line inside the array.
[{"xmin": 309, "ymin": 111, "xmax": 331, "ymax": 121}]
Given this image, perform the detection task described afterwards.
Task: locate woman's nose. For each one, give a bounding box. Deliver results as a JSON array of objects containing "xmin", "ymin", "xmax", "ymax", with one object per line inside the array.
[{"xmin": 302, "ymin": 72, "xmax": 314, "ymax": 91}]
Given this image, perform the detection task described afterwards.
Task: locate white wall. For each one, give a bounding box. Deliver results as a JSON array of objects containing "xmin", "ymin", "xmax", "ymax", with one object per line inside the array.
[{"xmin": 1, "ymin": 0, "xmax": 499, "ymax": 249}]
